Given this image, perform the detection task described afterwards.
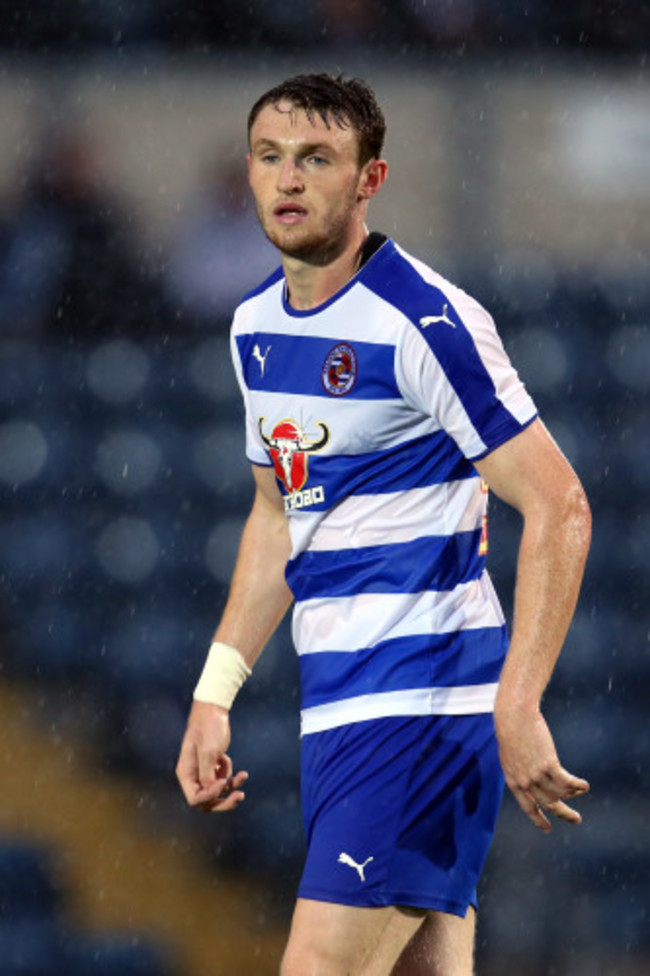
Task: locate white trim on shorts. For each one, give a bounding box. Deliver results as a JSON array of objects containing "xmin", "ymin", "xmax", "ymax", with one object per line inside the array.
[{"xmin": 300, "ymin": 683, "xmax": 499, "ymax": 736}]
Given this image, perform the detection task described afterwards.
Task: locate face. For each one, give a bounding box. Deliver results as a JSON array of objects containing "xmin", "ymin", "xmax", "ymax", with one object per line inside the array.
[{"xmin": 247, "ymin": 100, "xmax": 381, "ymax": 263}]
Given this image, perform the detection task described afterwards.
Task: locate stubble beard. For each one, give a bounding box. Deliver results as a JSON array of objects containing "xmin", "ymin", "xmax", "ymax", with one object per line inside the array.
[{"xmin": 256, "ymin": 189, "xmax": 360, "ymax": 266}]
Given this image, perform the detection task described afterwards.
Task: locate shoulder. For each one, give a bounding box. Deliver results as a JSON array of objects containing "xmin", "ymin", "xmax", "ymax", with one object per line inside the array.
[
  {"xmin": 363, "ymin": 241, "xmax": 489, "ymax": 333},
  {"xmin": 232, "ymin": 264, "xmax": 284, "ymax": 336}
]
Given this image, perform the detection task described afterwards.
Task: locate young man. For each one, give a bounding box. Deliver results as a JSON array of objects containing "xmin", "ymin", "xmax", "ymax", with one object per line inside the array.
[{"xmin": 176, "ymin": 74, "xmax": 591, "ymax": 976}]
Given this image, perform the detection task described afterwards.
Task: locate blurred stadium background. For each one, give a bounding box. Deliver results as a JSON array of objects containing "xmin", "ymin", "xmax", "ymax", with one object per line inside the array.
[{"xmin": 0, "ymin": 3, "xmax": 648, "ymax": 974}]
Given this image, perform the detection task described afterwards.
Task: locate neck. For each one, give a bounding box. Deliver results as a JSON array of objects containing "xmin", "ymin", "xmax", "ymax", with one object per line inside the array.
[{"xmin": 282, "ymin": 222, "xmax": 369, "ymax": 311}]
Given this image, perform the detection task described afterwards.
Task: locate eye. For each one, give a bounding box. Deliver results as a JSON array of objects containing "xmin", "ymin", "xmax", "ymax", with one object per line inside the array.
[{"xmin": 307, "ymin": 154, "xmax": 328, "ymax": 166}]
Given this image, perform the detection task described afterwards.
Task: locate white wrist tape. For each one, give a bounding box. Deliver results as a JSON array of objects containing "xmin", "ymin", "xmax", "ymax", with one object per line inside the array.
[{"xmin": 193, "ymin": 641, "xmax": 252, "ymax": 709}]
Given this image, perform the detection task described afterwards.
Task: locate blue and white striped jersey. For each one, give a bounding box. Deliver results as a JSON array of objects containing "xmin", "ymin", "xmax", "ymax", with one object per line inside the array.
[{"xmin": 231, "ymin": 237, "xmax": 537, "ymax": 735}]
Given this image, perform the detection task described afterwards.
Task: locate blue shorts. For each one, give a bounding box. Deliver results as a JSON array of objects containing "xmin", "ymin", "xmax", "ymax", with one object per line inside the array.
[{"xmin": 298, "ymin": 714, "xmax": 504, "ymax": 917}]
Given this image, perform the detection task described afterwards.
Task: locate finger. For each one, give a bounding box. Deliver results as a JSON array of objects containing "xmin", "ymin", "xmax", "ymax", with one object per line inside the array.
[
  {"xmin": 186, "ymin": 775, "xmax": 232, "ymax": 808},
  {"xmin": 230, "ymin": 770, "xmax": 249, "ymax": 789},
  {"xmin": 196, "ymin": 770, "xmax": 249, "ymax": 813},
  {"xmin": 206, "ymin": 790, "xmax": 247, "ymax": 813},
  {"xmin": 544, "ymin": 799, "xmax": 584, "ymax": 825},
  {"xmin": 525, "ymin": 781, "xmax": 587, "ymax": 823},
  {"xmin": 176, "ymin": 746, "xmax": 203, "ymax": 804},
  {"xmin": 198, "ymin": 786, "xmax": 247, "ymax": 813},
  {"xmin": 198, "ymin": 749, "xmax": 233, "ymax": 789},
  {"xmin": 527, "ymin": 767, "xmax": 590, "ymax": 807},
  {"xmin": 529, "ymin": 780, "xmax": 589, "ymax": 824},
  {"xmin": 561, "ymin": 774, "xmax": 590, "ymax": 796},
  {"xmin": 524, "ymin": 772, "xmax": 588, "ymax": 827},
  {"xmin": 540, "ymin": 766, "xmax": 590, "ymax": 798},
  {"xmin": 513, "ymin": 788, "xmax": 552, "ymax": 833}
]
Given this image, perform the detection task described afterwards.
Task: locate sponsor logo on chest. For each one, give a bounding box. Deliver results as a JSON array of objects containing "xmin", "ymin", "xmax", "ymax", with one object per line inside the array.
[{"xmin": 258, "ymin": 417, "xmax": 329, "ymax": 512}]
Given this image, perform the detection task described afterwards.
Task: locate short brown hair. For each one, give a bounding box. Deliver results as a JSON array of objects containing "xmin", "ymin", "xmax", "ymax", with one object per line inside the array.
[{"xmin": 247, "ymin": 73, "xmax": 386, "ymax": 166}]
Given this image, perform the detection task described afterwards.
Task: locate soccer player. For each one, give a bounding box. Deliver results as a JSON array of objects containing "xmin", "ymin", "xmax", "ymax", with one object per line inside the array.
[{"xmin": 176, "ymin": 74, "xmax": 591, "ymax": 976}]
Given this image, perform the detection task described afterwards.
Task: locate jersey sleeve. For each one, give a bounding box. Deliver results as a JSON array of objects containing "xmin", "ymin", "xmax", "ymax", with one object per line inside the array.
[
  {"xmin": 229, "ymin": 318, "xmax": 272, "ymax": 467},
  {"xmin": 395, "ymin": 291, "xmax": 537, "ymax": 461}
]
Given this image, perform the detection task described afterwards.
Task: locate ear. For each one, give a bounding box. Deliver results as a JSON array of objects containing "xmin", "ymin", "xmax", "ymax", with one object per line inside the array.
[
  {"xmin": 357, "ymin": 158, "xmax": 388, "ymax": 201},
  {"xmin": 246, "ymin": 153, "xmax": 253, "ymax": 183}
]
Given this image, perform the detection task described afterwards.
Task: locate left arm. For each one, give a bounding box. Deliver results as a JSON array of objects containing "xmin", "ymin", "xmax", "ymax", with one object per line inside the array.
[{"xmin": 475, "ymin": 418, "xmax": 592, "ymax": 832}]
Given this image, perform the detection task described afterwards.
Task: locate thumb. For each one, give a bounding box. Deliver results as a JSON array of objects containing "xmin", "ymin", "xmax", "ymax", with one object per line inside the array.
[{"xmin": 198, "ymin": 748, "xmax": 232, "ymax": 789}]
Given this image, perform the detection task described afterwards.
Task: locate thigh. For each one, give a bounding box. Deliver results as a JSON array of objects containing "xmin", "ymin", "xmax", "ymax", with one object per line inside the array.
[
  {"xmin": 299, "ymin": 715, "xmax": 504, "ymax": 915},
  {"xmin": 281, "ymin": 897, "xmax": 426, "ymax": 976},
  {"xmin": 391, "ymin": 907, "xmax": 476, "ymax": 976}
]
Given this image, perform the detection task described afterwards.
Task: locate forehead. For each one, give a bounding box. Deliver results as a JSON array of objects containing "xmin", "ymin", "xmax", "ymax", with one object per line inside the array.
[{"xmin": 250, "ymin": 99, "xmax": 358, "ymax": 153}]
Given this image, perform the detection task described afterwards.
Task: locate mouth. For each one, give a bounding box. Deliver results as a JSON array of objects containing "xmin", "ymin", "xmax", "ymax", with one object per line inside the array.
[{"xmin": 273, "ymin": 202, "xmax": 308, "ymax": 224}]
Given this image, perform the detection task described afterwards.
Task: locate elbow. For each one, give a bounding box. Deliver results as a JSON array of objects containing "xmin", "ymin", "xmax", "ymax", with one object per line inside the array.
[
  {"xmin": 563, "ymin": 477, "xmax": 592, "ymax": 559},
  {"xmin": 526, "ymin": 473, "xmax": 592, "ymax": 562}
]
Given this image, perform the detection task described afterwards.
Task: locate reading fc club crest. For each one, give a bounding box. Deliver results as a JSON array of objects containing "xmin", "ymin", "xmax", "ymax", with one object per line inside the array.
[{"xmin": 322, "ymin": 343, "xmax": 357, "ymax": 396}]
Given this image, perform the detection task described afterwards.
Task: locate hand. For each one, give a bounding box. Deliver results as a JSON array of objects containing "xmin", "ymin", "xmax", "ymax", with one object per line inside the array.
[
  {"xmin": 176, "ymin": 701, "xmax": 249, "ymax": 813},
  {"xmin": 494, "ymin": 703, "xmax": 589, "ymax": 833}
]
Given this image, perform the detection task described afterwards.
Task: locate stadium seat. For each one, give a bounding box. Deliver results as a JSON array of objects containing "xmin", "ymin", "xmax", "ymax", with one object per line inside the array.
[
  {"xmin": 13, "ymin": 599, "xmax": 98, "ymax": 681},
  {"xmin": 0, "ymin": 513, "xmax": 86, "ymax": 633},
  {"xmin": 109, "ymin": 690, "xmax": 191, "ymax": 776},
  {"xmin": 0, "ymin": 918, "xmax": 65, "ymax": 976},
  {"xmin": 61, "ymin": 931, "xmax": 175, "ymax": 976},
  {"xmin": 190, "ymin": 423, "xmax": 254, "ymax": 508},
  {"xmin": 0, "ymin": 841, "xmax": 60, "ymax": 919},
  {"xmin": 94, "ymin": 427, "xmax": 164, "ymax": 499},
  {"xmin": 84, "ymin": 339, "xmax": 153, "ymax": 409},
  {"xmin": 100, "ymin": 607, "xmax": 212, "ymax": 696},
  {"xmin": 186, "ymin": 334, "xmax": 243, "ymax": 415},
  {"xmin": 0, "ymin": 343, "xmax": 53, "ymax": 418}
]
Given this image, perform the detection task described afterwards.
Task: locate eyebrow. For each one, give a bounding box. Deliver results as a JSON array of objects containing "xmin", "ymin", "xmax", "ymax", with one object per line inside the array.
[{"xmin": 251, "ymin": 137, "xmax": 338, "ymax": 156}]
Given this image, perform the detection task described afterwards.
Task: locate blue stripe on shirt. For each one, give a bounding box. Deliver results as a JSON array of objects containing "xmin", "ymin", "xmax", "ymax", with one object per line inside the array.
[
  {"xmin": 236, "ymin": 332, "xmax": 399, "ymax": 399},
  {"xmin": 361, "ymin": 244, "xmax": 529, "ymax": 450},
  {"xmin": 286, "ymin": 529, "xmax": 486, "ymax": 601},
  {"xmin": 299, "ymin": 626, "xmax": 508, "ymax": 709},
  {"xmin": 279, "ymin": 429, "xmax": 478, "ymax": 513}
]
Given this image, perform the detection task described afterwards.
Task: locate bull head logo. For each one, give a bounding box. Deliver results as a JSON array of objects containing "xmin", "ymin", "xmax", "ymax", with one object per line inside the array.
[{"xmin": 259, "ymin": 417, "xmax": 329, "ymax": 493}]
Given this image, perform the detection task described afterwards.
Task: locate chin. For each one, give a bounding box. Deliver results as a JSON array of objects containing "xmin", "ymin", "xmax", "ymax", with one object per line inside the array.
[{"xmin": 264, "ymin": 225, "xmax": 330, "ymax": 261}]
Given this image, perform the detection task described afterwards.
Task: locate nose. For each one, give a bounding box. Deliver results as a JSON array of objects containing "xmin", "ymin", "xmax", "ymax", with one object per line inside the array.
[{"xmin": 277, "ymin": 157, "xmax": 304, "ymax": 193}]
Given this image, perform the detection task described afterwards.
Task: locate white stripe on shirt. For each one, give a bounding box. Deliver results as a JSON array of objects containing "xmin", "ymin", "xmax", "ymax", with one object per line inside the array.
[
  {"xmin": 307, "ymin": 478, "xmax": 485, "ymax": 552},
  {"xmin": 300, "ymin": 682, "xmax": 499, "ymax": 734},
  {"xmin": 293, "ymin": 573, "xmax": 505, "ymax": 656}
]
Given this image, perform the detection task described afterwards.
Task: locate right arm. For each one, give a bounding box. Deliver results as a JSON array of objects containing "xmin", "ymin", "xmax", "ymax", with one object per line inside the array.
[{"xmin": 176, "ymin": 464, "xmax": 292, "ymax": 812}]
